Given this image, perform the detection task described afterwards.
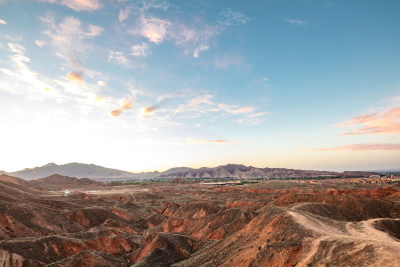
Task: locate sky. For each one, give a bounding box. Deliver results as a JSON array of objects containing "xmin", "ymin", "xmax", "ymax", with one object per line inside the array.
[{"xmin": 0, "ymin": 0, "xmax": 399, "ymax": 172}]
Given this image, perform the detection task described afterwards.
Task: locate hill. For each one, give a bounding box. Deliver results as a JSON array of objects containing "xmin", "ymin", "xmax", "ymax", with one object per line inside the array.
[
  {"xmin": 29, "ymin": 174, "xmax": 104, "ymax": 190},
  {"xmin": 8, "ymin": 162, "xmax": 134, "ymax": 180}
]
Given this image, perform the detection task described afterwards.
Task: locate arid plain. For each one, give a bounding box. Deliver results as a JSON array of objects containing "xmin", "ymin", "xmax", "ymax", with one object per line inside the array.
[{"xmin": 0, "ymin": 174, "xmax": 399, "ymax": 266}]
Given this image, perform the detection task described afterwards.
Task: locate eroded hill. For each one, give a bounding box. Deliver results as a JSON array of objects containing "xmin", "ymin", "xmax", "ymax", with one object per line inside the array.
[{"xmin": 0, "ymin": 174, "xmax": 399, "ymax": 266}]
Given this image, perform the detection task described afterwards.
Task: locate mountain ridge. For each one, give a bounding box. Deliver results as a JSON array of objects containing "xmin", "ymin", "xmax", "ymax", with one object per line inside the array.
[{"xmin": 3, "ymin": 162, "xmax": 380, "ymax": 181}]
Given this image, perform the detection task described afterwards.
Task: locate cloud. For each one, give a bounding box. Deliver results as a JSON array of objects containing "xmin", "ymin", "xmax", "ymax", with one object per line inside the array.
[
  {"xmin": 157, "ymin": 91, "xmax": 185, "ymax": 102},
  {"xmin": 108, "ymin": 51, "xmax": 130, "ymax": 66},
  {"xmin": 41, "ymin": 15, "xmax": 103, "ymax": 67},
  {"xmin": 119, "ymin": 8, "xmax": 130, "ymax": 22},
  {"xmin": 217, "ymin": 104, "xmax": 254, "ymax": 115},
  {"xmin": 0, "ymin": 19, "xmax": 7, "ymax": 25},
  {"xmin": 284, "ymin": 18, "xmax": 308, "ymax": 26},
  {"xmin": 186, "ymin": 139, "xmax": 232, "ymax": 145},
  {"xmin": 86, "ymin": 24, "xmax": 104, "ymax": 37},
  {"xmin": 67, "ymin": 71, "xmax": 84, "ymax": 82},
  {"xmin": 174, "ymin": 93, "xmax": 268, "ymax": 124},
  {"xmin": 249, "ymin": 112, "xmax": 270, "ymax": 118},
  {"xmin": 334, "ymin": 107, "xmax": 400, "ymax": 135},
  {"xmin": 214, "ymin": 54, "xmax": 242, "ymax": 70},
  {"xmin": 110, "ymin": 97, "xmax": 134, "ymax": 117},
  {"xmin": 131, "ymin": 42, "xmax": 151, "ymax": 57},
  {"xmin": 306, "ymin": 143, "xmax": 400, "ymax": 152},
  {"xmin": 175, "ymin": 94, "xmax": 214, "ymax": 113},
  {"xmin": 59, "ymin": 0, "xmax": 102, "ymax": 12},
  {"xmin": 219, "ymin": 8, "xmax": 249, "ymax": 26},
  {"xmin": 35, "ymin": 40, "xmax": 46, "ymax": 47},
  {"xmin": 193, "ymin": 45, "xmax": 209, "ymax": 58},
  {"xmin": 97, "ymin": 81, "xmax": 106, "ymax": 87},
  {"xmin": 0, "ymin": 42, "xmax": 102, "ymax": 105},
  {"xmin": 140, "ymin": 17, "xmax": 170, "ymax": 43}
]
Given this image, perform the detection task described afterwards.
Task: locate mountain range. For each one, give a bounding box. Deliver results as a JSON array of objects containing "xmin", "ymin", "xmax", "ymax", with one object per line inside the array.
[{"xmin": 0, "ymin": 162, "xmax": 380, "ymax": 181}]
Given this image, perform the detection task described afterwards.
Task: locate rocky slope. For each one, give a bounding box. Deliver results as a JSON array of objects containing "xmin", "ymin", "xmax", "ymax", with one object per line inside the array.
[{"xmin": 0, "ymin": 174, "xmax": 399, "ymax": 266}]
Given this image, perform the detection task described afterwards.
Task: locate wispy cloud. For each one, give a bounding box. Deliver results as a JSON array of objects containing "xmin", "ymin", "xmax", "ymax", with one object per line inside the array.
[
  {"xmin": 334, "ymin": 107, "xmax": 400, "ymax": 135},
  {"xmin": 35, "ymin": 40, "xmax": 46, "ymax": 47},
  {"xmin": 119, "ymin": 7, "xmax": 130, "ymax": 22},
  {"xmin": 40, "ymin": 0, "xmax": 103, "ymax": 12},
  {"xmin": 0, "ymin": 19, "xmax": 7, "ymax": 25},
  {"xmin": 214, "ymin": 54, "xmax": 242, "ymax": 70},
  {"xmin": 193, "ymin": 45, "xmax": 209, "ymax": 58},
  {"xmin": 131, "ymin": 42, "xmax": 151, "ymax": 57},
  {"xmin": 108, "ymin": 51, "xmax": 130, "ymax": 66},
  {"xmin": 219, "ymin": 8, "xmax": 249, "ymax": 26},
  {"xmin": 174, "ymin": 93, "xmax": 269, "ymax": 124},
  {"xmin": 41, "ymin": 14, "xmax": 104, "ymax": 68},
  {"xmin": 157, "ymin": 91, "xmax": 185, "ymax": 102},
  {"xmin": 284, "ymin": 18, "xmax": 308, "ymax": 26},
  {"xmin": 306, "ymin": 143, "xmax": 400, "ymax": 152},
  {"xmin": 110, "ymin": 97, "xmax": 134, "ymax": 117}
]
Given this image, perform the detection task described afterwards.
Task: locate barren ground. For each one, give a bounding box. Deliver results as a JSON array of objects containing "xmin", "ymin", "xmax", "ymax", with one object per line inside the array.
[{"xmin": 0, "ymin": 174, "xmax": 399, "ymax": 266}]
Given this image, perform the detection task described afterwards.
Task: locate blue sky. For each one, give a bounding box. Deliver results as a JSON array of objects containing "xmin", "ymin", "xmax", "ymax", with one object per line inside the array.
[{"xmin": 0, "ymin": 0, "xmax": 399, "ymax": 172}]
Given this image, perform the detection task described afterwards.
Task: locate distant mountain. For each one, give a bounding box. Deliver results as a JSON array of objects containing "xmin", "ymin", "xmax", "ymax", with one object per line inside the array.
[
  {"xmin": 5, "ymin": 162, "xmax": 381, "ymax": 181},
  {"xmin": 8, "ymin": 162, "xmax": 134, "ymax": 180}
]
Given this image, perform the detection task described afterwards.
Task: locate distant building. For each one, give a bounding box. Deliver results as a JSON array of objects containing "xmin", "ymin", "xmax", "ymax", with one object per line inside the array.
[
  {"xmin": 369, "ymin": 175, "xmax": 381, "ymax": 178},
  {"xmin": 64, "ymin": 189, "xmax": 74, "ymax": 195}
]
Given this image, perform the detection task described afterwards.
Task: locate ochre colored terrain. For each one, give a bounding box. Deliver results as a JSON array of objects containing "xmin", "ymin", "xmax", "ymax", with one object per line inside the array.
[{"xmin": 0, "ymin": 174, "xmax": 399, "ymax": 266}]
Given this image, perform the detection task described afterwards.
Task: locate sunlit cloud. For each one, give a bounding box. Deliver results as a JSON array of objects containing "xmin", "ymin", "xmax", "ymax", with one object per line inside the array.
[
  {"xmin": 140, "ymin": 17, "xmax": 170, "ymax": 43},
  {"xmin": 334, "ymin": 107, "xmax": 400, "ymax": 135},
  {"xmin": 217, "ymin": 104, "xmax": 254, "ymax": 114},
  {"xmin": 193, "ymin": 45, "xmax": 209, "ymax": 58},
  {"xmin": 131, "ymin": 42, "xmax": 151, "ymax": 57},
  {"xmin": 110, "ymin": 97, "xmax": 134, "ymax": 117},
  {"xmin": 67, "ymin": 71, "xmax": 84, "ymax": 82},
  {"xmin": 186, "ymin": 139, "xmax": 232, "ymax": 145},
  {"xmin": 249, "ymin": 112, "xmax": 270, "ymax": 118},
  {"xmin": 305, "ymin": 143, "xmax": 400, "ymax": 152},
  {"xmin": 37, "ymin": 0, "xmax": 102, "ymax": 11},
  {"xmin": 119, "ymin": 7, "xmax": 130, "ymax": 22},
  {"xmin": 0, "ymin": 19, "xmax": 7, "ymax": 25},
  {"xmin": 284, "ymin": 18, "xmax": 308, "ymax": 26},
  {"xmin": 97, "ymin": 81, "xmax": 106, "ymax": 87},
  {"xmin": 60, "ymin": 0, "xmax": 102, "ymax": 12},
  {"xmin": 35, "ymin": 40, "xmax": 46, "ymax": 47}
]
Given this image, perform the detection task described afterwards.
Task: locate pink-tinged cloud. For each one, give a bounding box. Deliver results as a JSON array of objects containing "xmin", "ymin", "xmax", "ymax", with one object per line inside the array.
[
  {"xmin": 86, "ymin": 24, "xmax": 104, "ymax": 37},
  {"xmin": 0, "ymin": 19, "xmax": 7, "ymax": 25},
  {"xmin": 67, "ymin": 71, "xmax": 84, "ymax": 82},
  {"xmin": 334, "ymin": 107, "xmax": 400, "ymax": 135},
  {"xmin": 140, "ymin": 17, "xmax": 170, "ymax": 43},
  {"xmin": 60, "ymin": 0, "xmax": 102, "ymax": 12},
  {"xmin": 306, "ymin": 143, "xmax": 400, "ymax": 152},
  {"xmin": 110, "ymin": 98, "xmax": 134, "ymax": 117},
  {"xmin": 119, "ymin": 8, "xmax": 130, "ymax": 22},
  {"xmin": 186, "ymin": 139, "xmax": 232, "ymax": 145}
]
